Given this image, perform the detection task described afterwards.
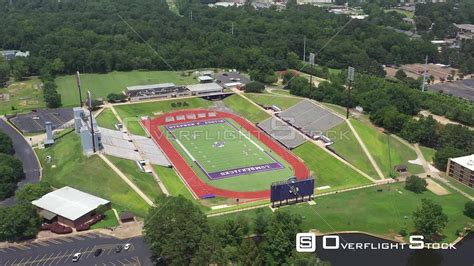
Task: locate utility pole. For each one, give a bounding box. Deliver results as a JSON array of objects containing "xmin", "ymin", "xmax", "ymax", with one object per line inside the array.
[
  {"xmin": 421, "ymin": 56, "xmax": 428, "ymax": 92},
  {"xmin": 309, "ymin": 53, "xmax": 315, "ymax": 90},
  {"xmin": 346, "ymin": 66, "xmax": 355, "ymax": 119},
  {"xmin": 303, "ymin": 36, "xmax": 306, "ymax": 63},
  {"xmin": 76, "ymin": 71, "xmax": 83, "ymax": 107},
  {"xmin": 87, "ymin": 91, "xmax": 96, "ymax": 153},
  {"xmin": 231, "ymin": 22, "xmax": 234, "ymax": 35},
  {"xmin": 190, "ymin": 10, "xmax": 193, "ymax": 21}
]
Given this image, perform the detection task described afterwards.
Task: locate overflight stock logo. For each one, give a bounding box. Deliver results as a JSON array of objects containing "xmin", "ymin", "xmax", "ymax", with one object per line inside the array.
[{"xmin": 295, "ymin": 233, "xmax": 456, "ymax": 252}]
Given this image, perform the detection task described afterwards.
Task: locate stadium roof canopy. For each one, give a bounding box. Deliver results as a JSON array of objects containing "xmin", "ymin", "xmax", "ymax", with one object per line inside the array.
[
  {"xmin": 451, "ymin": 154, "xmax": 474, "ymax": 171},
  {"xmin": 32, "ymin": 186, "xmax": 110, "ymax": 221},
  {"xmin": 126, "ymin": 83, "xmax": 176, "ymax": 91}
]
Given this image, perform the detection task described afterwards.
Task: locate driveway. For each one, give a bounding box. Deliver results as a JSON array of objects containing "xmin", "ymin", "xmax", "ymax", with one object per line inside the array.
[{"xmin": 0, "ymin": 119, "xmax": 41, "ymax": 206}]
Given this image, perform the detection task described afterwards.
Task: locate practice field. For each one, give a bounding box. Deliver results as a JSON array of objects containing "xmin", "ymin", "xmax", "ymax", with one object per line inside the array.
[
  {"xmin": 55, "ymin": 70, "xmax": 196, "ymax": 106},
  {"xmin": 164, "ymin": 119, "xmax": 294, "ymax": 191},
  {"xmin": 145, "ymin": 109, "xmax": 310, "ymax": 199},
  {"xmin": 0, "ymin": 79, "xmax": 45, "ymax": 115}
]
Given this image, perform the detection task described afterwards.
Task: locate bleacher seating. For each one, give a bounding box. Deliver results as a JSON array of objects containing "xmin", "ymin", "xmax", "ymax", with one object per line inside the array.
[{"xmin": 258, "ymin": 117, "xmax": 306, "ymax": 149}]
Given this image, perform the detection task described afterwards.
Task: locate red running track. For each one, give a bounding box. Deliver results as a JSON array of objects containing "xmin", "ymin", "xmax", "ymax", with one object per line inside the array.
[{"xmin": 143, "ymin": 109, "xmax": 310, "ymax": 199}]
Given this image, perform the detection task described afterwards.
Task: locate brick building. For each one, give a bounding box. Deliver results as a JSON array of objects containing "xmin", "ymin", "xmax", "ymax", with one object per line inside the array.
[{"xmin": 446, "ymin": 154, "xmax": 474, "ymax": 189}]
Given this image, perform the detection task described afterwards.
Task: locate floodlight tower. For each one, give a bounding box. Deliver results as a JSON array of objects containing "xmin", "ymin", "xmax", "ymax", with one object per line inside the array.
[
  {"xmin": 309, "ymin": 53, "xmax": 315, "ymax": 90},
  {"xmin": 346, "ymin": 66, "xmax": 355, "ymax": 119},
  {"xmin": 421, "ymin": 56, "xmax": 428, "ymax": 92},
  {"xmin": 76, "ymin": 71, "xmax": 83, "ymax": 107},
  {"xmin": 303, "ymin": 36, "xmax": 306, "ymax": 63},
  {"xmin": 87, "ymin": 91, "xmax": 96, "ymax": 153}
]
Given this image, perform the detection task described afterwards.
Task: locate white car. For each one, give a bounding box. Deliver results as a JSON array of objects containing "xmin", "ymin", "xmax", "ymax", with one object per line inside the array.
[
  {"xmin": 72, "ymin": 253, "xmax": 81, "ymax": 262},
  {"xmin": 124, "ymin": 243, "xmax": 131, "ymax": 250}
]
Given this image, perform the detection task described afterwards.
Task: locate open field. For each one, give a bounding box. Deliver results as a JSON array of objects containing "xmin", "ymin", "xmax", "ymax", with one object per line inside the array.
[
  {"xmin": 107, "ymin": 156, "xmax": 163, "ymax": 201},
  {"xmin": 270, "ymin": 89, "xmax": 291, "ymax": 95},
  {"xmin": 351, "ymin": 119, "xmax": 424, "ymax": 177},
  {"xmin": 210, "ymin": 182, "xmax": 473, "ymax": 242},
  {"xmin": 90, "ymin": 209, "xmax": 119, "ymax": 229},
  {"xmin": 96, "ymin": 108, "xmax": 118, "ymax": 130},
  {"xmin": 35, "ymin": 132, "xmax": 150, "ymax": 217},
  {"xmin": 0, "ymin": 79, "xmax": 45, "ymax": 115},
  {"xmin": 163, "ymin": 119, "xmax": 294, "ymax": 192},
  {"xmin": 326, "ymin": 122, "xmax": 378, "ymax": 178},
  {"xmin": 153, "ymin": 165, "xmax": 195, "ymax": 201},
  {"xmin": 55, "ymin": 70, "xmax": 196, "ymax": 106},
  {"xmin": 293, "ymin": 142, "xmax": 372, "ymax": 193},
  {"xmin": 385, "ymin": 8, "xmax": 414, "ymax": 18},
  {"xmin": 244, "ymin": 93, "xmax": 302, "ymax": 110},
  {"xmin": 420, "ymin": 145, "xmax": 436, "ymax": 163},
  {"xmin": 223, "ymin": 94, "xmax": 270, "ymax": 123}
]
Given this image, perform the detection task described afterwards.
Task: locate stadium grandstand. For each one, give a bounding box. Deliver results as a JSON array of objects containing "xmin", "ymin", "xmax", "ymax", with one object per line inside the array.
[
  {"xmin": 126, "ymin": 83, "xmax": 188, "ymax": 102},
  {"xmin": 258, "ymin": 117, "xmax": 306, "ymax": 149},
  {"xmin": 277, "ymin": 100, "xmax": 344, "ymax": 139}
]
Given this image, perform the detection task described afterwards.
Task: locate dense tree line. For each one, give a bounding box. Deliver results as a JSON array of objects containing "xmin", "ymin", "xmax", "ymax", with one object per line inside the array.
[
  {"xmin": 0, "ymin": 203, "xmax": 41, "ymax": 241},
  {"xmin": 0, "ymin": 133, "xmax": 25, "ymax": 200},
  {"xmin": 287, "ymin": 71, "xmax": 473, "ymax": 170},
  {"xmin": 145, "ymin": 196, "xmax": 323, "ymax": 265},
  {"xmin": 0, "ymin": 0, "xmax": 438, "ymax": 79}
]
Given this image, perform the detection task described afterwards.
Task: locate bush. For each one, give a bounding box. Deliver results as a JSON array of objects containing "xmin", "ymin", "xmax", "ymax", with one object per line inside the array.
[
  {"xmin": 107, "ymin": 93, "xmax": 127, "ymax": 103},
  {"xmin": 405, "ymin": 175, "xmax": 427, "ymax": 193},
  {"xmin": 244, "ymin": 81, "xmax": 265, "ymax": 93},
  {"xmin": 464, "ymin": 201, "xmax": 474, "ymax": 219}
]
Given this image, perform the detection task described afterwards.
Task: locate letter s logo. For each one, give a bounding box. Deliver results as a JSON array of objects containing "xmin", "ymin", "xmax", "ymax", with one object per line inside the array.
[{"xmin": 409, "ymin": 235, "xmax": 424, "ymax": 249}]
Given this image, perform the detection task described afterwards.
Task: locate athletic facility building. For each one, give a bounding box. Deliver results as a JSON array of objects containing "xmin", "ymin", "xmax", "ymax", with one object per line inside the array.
[
  {"xmin": 32, "ymin": 187, "xmax": 111, "ymax": 228},
  {"xmin": 142, "ymin": 109, "xmax": 309, "ymax": 199},
  {"xmin": 447, "ymin": 154, "xmax": 474, "ymax": 188},
  {"xmin": 126, "ymin": 82, "xmax": 224, "ymax": 101}
]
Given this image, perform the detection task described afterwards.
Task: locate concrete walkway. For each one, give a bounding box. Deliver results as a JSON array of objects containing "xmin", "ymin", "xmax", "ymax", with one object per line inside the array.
[{"xmin": 98, "ymin": 153, "xmax": 155, "ymax": 206}]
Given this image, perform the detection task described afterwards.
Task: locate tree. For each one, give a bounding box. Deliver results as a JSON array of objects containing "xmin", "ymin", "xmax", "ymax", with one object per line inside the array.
[
  {"xmin": 237, "ymin": 239, "xmax": 264, "ymax": 265},
  {"xmin": 464, "ymin": 202, "xmax": 474, "ymax": 219},
  {"xmin": 395, "ymin": 69, "xmax": 407, "ymax": 80},
  {"xmin": 414, "ymin": 16, "xmax": 432, "ymax": 32},
  {"xmin": 0, "ymin": 153, "xmax": 25, "ymax": 200},
  {"xmin": 287, "ymin": 76, "xmax": 310, "ymax": 97},
  {"xmin": 43, "ymin": 81, "xmax": 62, "ymax": 108},
  {"xmin": 51, "ymin": 58, "xmax": 65, "ymax": 75},
  {"xmin": 412, "ymin": 199, "xmax": 448, "ymax": 241},
  {"xmin": 107, "ymin": 93, "xmax": 127, "ymax": 103},
  {"xmin": 433, "ymin": 147, "xmax": 465, "ymax": 171},
  {"xmin": 405, "ymin": 175, "xmax": 427, "ymax": 193},
  {"xmin": 244, "ymin": 81, "xmax": 265, "ymax": 93},
  {"xmin": 0, "ymin": 57, "xmax": 10, "ymax": 85},
  {"xmin": 0, "ymin": 131, "xmax": 14, "ymax": 155},
  {"xmin": 264, "ymin": 212, "xmax": 303, "ymax": 264},
  {"xmin": 11, "ymin": 58, "xmax": 29, "ymax": 81},
  {"xmin": 15, "ymin": 182, "xmax": 52, "ymax": 202},
  {"xmin": 144, "ymin": 196, "xmax": 209, "ymax": 265},
  {"xmin": 254, "ymin": 208, "xmax": 268, "ymax": 235},
  {"xmin": 0, "ymin": 203, "xmax": 41, "ymax": 241}
]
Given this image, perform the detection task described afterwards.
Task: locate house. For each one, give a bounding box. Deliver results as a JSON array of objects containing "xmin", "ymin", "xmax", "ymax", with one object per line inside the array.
[
  {"xmin": 32, "ymin": 186, "xmax": 111, "ymax": 228},
  {"xmin": 0, "ymin": 50, "xmax": 30, "ymax": 61}
]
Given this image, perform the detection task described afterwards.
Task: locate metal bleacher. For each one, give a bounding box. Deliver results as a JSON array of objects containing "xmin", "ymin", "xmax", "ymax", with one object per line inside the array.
[
  {"xmin": 277, "ymin": 100, "xmax": 344, "ymax": 138},
  {"xmin": 258, "ymin": 117, "xmax": 306, "ymax": 149}
]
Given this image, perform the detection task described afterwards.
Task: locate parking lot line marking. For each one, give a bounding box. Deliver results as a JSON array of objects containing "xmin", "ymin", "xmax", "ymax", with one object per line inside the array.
[
  {"xmin": 0, "ymin": 248, "xmax": 6, "ymax": 253},
  {"xmin": 47, "ymin": 239, "xmax": 61, "ymax": 244},
  {"xmin": 9, "ymin": 258, "xmax": 18, "ymax": 265},
  {"xmin": 106, "ymin": 248, "xmax": 113, "ymax": 255},
  {"xmin": 41, "ymin": 253, "xmax": 55, "ymax": 266},
  {"xmin": 47, "ymin": 250, "xmax": 63, "ymax": 266},
  {"xmin": 35, "ymin": 242, "xmax": 49, "ymax": 247},
  {"xmin": 3, "ymin": 260, "xmax": 10, "ymax": 265},
  {"xmin": 22, "ymin": 256, "xmax": 34, "ymax": 265},
  {"xmin": 59, "ymin": 237, "xmax": 73, "ymax": 243},
  {"xmin": 16, "ymin": 257, "xmax": 26, "ymax": 265},
  {"xmin": 62, "ymin": 248, "xmax": 76, "ymax": 264}
]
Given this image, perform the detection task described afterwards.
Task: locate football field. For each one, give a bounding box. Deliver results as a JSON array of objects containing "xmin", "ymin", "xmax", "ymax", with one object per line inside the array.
[{"xmin": 163, "ymin": 119, "xmax": 294, "ymax": 191}]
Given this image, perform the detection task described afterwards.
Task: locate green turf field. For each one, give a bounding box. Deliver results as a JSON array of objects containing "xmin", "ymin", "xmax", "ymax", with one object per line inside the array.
[
  {"xmin": 244, "ymin": 93, "xmax": 302, "ymax": 110},
  {"xmin": 210, "ymin": 182, "xmax": 473, "ymax": 242},
  {"xmin": 326, "ymin": 122, "xmax": 379, "ymax": 178},
  {"xmin": 55, "ymin": 70, "xmax": 196, "ymax": 106},
  {"xmin": 223, "ymin": 94, "xmax": 270, "ymax": 123},
  {"xmin": 0, "ymin": 79, "xmax": 45, "ymax": 115},
  {"xmin": 293, "ymin": 142, "xmax": 372, "ymax": 193},
  {"xmin": 351, "ymin": 119, "xmax": 424, "ymax": 177},
  {"xmin": 35, "ymin": 132, "xmax": 150, "ymax": 217},
  {"xmin": 164, "ymin": 119, "xmax": 294, "ymax": 192},
  {"xmin": 96, "ymin": 108, "xmax": 118, "ymax": 130}
]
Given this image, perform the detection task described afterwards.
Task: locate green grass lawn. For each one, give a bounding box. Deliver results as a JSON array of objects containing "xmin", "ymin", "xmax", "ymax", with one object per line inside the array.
[
  {"xmin": 153, "ymin": 165, "xmax": 195, "ymax": 201},
  {"xmin": 385, "ymin": 8, "xmax": 414, "ymax": 19},
  {"xmin": 55, "ymin": 70, "xmax": 196, "ymax": 106},
  {"xmin": 91, "ymin": 209, "xmax": 119, "ymax": 229},
  {"xmin": 163, "ymin": 120, "xmax": 294, "ymax": 192},
  {"xmin": 270, "ymin": 89, "xmax": 291, "ymax": 96},
  {"xmin": 351, "ymin": 119, "xmax": 424, "ymax": 177},
  {"xmin": 444, "ymin": 177, "xmax": 474, "ymax": 198},
  {"xmin": 0, "ymin": 79, "xmax": 45, "ymax": 115},
  {"xmin": 223, "ymin": 94, "xmax": 270, "ymax": 123},
  {"xmin": 96, "ymin": 108, "xmax": 118, "ymax": 130},
  {"xmin": 327, "ymin": 122, "xmax": 379, "ymax": 179},
  {"xmin": 244, "ymin": 93, "xmax": 302, "ymax": 110},
  {"xmin": 211, "ymin": 183, "xmax": 473, "ymax": 242},
  {"xmin": 320, "ymin": 102, "xmax": 347, "ymax": 117},
  {"xmin": 293, "ymin": 142, "xmax": 372, "ymax": 193},
  {"xmin": 35, "ymin": 132, "xmax": 150, "ymax": 217},
  {"xmin": 420, "ymin": 145, "xmax": 436, "ymax": 163},
  {"xmin": 107, "ymin": 156, "xmax": 163, "ymax": 201}
]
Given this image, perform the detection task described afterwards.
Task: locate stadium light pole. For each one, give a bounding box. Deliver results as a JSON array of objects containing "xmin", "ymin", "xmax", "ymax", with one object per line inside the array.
[
  {"xmin": 87, "ymin": 91, "xmax": 96, "ymax": 153},
  {"xmin": 346, "ymin": 66, "xmax": 355, "ymax": 119},
  {"xmin": 76, "ymin": 71, "xmax": 83, "ymax": 107},
  {"xmin": 309, "ymin": 53, "xmax": 315, "ymax": 90},
  {"xmin": 303, "ymin": 36, "xmax": 306, "ymax": 63},
  {"xmin": 421, "ymin": 56, "xmax": 428, "ymax": 92}
]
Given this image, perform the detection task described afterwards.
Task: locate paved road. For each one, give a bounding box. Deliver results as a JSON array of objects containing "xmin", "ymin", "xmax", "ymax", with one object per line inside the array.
[
  {"xmin": 0, "ymin": 119, "xmax": 41, "ymax": 206},
  {"xmin": 0, "ymin": 232, "xmax": 153, "ymax": 265}
]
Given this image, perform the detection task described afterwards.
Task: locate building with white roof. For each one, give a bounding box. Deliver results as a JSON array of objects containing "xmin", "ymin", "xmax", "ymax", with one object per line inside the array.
[
  {"xmin": 32, "ymin": 186, "xmax": 111, "ymax": 227},
  {"xmin": 186, "ymin": 83, "xmax": 223, "ymax": 95},
  {"xmin": 447, "ymin": 154, "xmax": 474, "ymax": 189}
]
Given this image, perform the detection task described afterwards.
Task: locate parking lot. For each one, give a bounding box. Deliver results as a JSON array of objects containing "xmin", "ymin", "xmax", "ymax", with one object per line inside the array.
[{"xmin": 0, "ymin": 232, "xmax": 152, "ymax": 265}]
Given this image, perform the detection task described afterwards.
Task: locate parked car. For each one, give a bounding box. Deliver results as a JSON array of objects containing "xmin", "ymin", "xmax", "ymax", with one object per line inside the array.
[
  {"xmin": 115, "ymin": 245, "xmax": 123, "ymax": 253},
  {"xmin": 124, "ymin": 243, "xmax": 131, "ymax": 250},
  {"xmin": 94, "ymin": 248, "xmax": 103, "ymax": 256},
  {"xmin": 72, "ymin": 253, "xmax": 81, "ymax": 262}
]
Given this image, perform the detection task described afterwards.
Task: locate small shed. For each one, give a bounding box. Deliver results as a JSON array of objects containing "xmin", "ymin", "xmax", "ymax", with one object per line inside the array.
[
  {"xmin": 119, "ymin": 212, "xmax": 135, "ymax": 223},
  {"xmin": 394, "ymin": 164, "xmax": 407, "ymax": 173}
]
